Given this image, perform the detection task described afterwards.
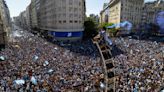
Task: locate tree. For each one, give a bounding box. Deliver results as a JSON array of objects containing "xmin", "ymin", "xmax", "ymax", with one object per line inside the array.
[
  {"xmin": 98, "ymin": 23, "xmax": 114, "ymax": 29},
  {"xmin": 98, "ymin": 23, "xmax": 118, "ymax": 37},
  {"xmin": 83, "ymin": 18, "xmax": 98, "ymax": 39}
]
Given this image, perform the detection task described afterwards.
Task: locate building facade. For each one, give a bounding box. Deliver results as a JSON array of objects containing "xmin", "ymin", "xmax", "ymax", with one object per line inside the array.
[
  {"xmin": 100, "ymin": 0, "xmax": 144, "ymax": 28},
  {"xmin": 30, "ymin": 0, "xmax": 38, "ymax": 29},
  {"xmin": 15, "ymin": 0, "xmax": 86, "ymax": 41},
  {"xmin": 13, "ymin": 17, "xmax": 20, "ymax": 27},
  {"xmin": 100, "ymin": 0, "xmax": 164, "ymax": 28},
  {"xmin": 142, "ymin": 0, "xmax": 164, "ymax": 24},
  {"xmin": 0, "ymin": 0, "xmax": 11, "ymax": 48},
  {"xmin": 20, "ymin": 11, "xmax": 27, "ymax": 29},
  {"xmin": 39, "ymin": 0, "xmax": 86, "ymax": 41},
  {"xmin": 110, "ymin": 0, "xmax": 144, "ymax": 27},
  {"xmin": 100, "ymin": 3, "xmax": 110, "ymax": 23},
  {"xmin": 14, "ymin": 11, "xmax": 28, "ymax": 30},
  {"xmin": 25, "ymin": 5, "xmax": 31, "ymax": 30}
]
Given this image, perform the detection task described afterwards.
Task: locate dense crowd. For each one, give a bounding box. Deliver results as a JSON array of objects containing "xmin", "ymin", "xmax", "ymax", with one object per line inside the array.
[
  {"xmin": 112, "ymin": 37, "xmax": 164, "ymax": 92},
  {"xmin": 0, "ymin": 29, "xmax": 104, "ymax": 92},
  {"xmin": 0, "ymin": 27, "xmax": 164, "ymax": 92}
]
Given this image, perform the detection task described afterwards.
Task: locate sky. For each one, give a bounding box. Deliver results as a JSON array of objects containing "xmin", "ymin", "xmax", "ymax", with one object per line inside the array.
[
  {"xmin": 5, "ymin": 0, "xmax": 31, "ymax": 17},
  {"xmin": 5, "ymin": 0, "xmax": 156, "ymax": 18}
]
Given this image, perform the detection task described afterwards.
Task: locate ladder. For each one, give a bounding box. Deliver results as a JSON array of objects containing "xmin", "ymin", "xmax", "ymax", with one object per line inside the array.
[{"xmin": 93, "ymin": 36, "xmax": 115, "ymax": 92}]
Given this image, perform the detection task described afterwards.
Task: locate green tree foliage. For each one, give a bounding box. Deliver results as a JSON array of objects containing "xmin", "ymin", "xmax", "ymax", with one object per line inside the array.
[
  {"xmin": 83, "ymin": 18, "xmax": 98, "ymax": 39},
  {"xmin": 98, "ymin": 23, "xmax": 118, "ymax": 37},
  {"xmin": 98, "ymin": 23, "xmax": 114, "ymax": 29}
]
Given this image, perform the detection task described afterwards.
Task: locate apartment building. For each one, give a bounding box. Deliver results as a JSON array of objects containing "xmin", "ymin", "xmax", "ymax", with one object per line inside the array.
[
  {"xmin": 21, "ymin": 11, "xmax": 27, "ymax": 29},
  {"xmin": 14, "ymin": 11, "xmax": 27, "ymax": 29},
  {"xmin": 39, "ymin": 0, "xmax": 86, "ymax": 41},
  {"xmin": 100, "ymin": 3, "xmax": 110, "ymax": 23},
  {"xmin": 26, "ymin": 5, "xmax": 31, "ymax": 30},
  {"xmin": 15, "ymin": 0, "xmax": 86, "ymax": 41},
  {"xmin": 30, "ymin": 0, "xmax": 40, "ymax": 29},
  {"xmin": 100, "ymin": 0, "xmax": 144, "ymax": 27},
  {"xmin": 13, "ymin": 17, "xmax": 20, "ymax": 27},
  {"xmin": 14, "ymin": 0, "xmax": 40, "ymax": 30},
  {"xmin": 142, "ymin": 0, "xmax": 164, "ymax": 24},
  {"xmin": 0, "ymin": 0, "xmax": 11, "ymax": 48},
  {"xmin": 110, "ymin": 0, "xmax": 144, "ymax": 26}
]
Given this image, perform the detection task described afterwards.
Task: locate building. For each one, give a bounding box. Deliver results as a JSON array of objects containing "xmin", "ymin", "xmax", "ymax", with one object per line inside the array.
[
  {"xmin": 13, "ymin": 17, "xmax": 21, "ymax": 27},
  {"xmin": 20, "ymin": 11, "xmax": 27, "ymax": 29},
  {"xmin": 14, "ymin": 11, "xmax": 27, "ymax": 29},
  {"xmin": 25, "ymin": 5, "xmax": 31, "ymax": 30},
  {"xmin": 142, "ymin": 0, "xmax": 164, "ymax": 24},
  {"xmin": 13, "ymin": 4, "xmax": 31, "ymax": 30},
  {"xmin": 0, "ymin": 0, "xmax": 11, "ymax": 49},
  {"xmin": 100, "ymin": 3, "xmax": 110, "ymax": 23},
  {"xmin": 15, "ymin": 0, "xmax": 86, "ymax": 41},
  {"xmin": 110, "ymin": 0, "xmax": 144, "ymax": 27},
  {"xmin": 39, "ymin": 0, "xmax": 86, "ymax": 41},
  {"xmin": 100, "ymin": 0, "xmax": 164, "ymax": 28},
  {"xmin": 100, "ymin": 0, "xmax": 144, "ymax": 28},
  {"xmin": 30, "ymin": 0, "xmax": 40, "ymax": 29},
  {"xmin": 13, "ymin": 0, "xmax": 40, "ymax": 30},
  {"xmin": 89, "ymin": 14, "xmax": 99, "ymax": 24}
]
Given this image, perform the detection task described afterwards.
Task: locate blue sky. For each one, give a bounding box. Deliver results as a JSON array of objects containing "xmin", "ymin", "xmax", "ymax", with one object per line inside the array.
[
  {"xmin": 5, "ymin": 0, "xmax": 156, "ymax": 17},
  {"xmin": 5, "ymin": 0, "xmax": 31, "ymax": 17}
]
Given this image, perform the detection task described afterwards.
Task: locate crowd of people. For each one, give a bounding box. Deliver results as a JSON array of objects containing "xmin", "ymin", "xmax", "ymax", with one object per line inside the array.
[
  {"xmin": 112, "ymin": 37, "xmax": 164, "ymax": 91},
  {"xmin": 0, "ymin": 27, "xmax": 163, "ymax": 92},
  {"xmin": 0, "ymin": 29, "xmax": 104, "ymax": 92}
]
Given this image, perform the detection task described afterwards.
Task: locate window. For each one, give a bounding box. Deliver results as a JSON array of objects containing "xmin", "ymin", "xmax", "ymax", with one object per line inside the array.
[
  {"xmin": 74, "ymin": 8, "xmax": 78, "ymax": 12},
  {"xmin": 69, "ymin": 0, "xmax": 73, "ymax": 5},
  {"xmin": 63, "ymin": 14, "xmax": 66, "ymax": 18},
  {"xmin": 69, "ymin": 14, "xmax": 73, "ymax": 18},
  {"xmin": 74, "ymin": 14, "xmax": 78, "ymax": 18},
  {"xmin": 79, "ymin": 2, "xmax": 81, "ymax": 6},
  {"xmin": 69, "ymin": 7, "xmax": 73, "ymax": 12},
  {"xmin": 63, "ymin": 20, "xmax": 66, "ymax": 23},
  {"xmin": 70, "ymin": 20, "xmax": 73, "ymax": 23}
]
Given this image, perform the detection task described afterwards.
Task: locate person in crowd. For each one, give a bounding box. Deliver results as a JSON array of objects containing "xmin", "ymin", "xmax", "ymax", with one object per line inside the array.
[{"xmin": 100, "ymin": 27, "xmax": 113, "ymax": 46}]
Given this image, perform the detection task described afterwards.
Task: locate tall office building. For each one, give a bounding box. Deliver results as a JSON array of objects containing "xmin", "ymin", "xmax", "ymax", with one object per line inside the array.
[{"xmin": 39, "ymin": 0, "xmax": 86, "ymax": 41}]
